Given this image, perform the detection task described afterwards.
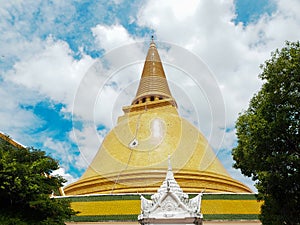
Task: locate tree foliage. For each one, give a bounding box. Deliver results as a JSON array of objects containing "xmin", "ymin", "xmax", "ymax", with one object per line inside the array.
[
  {"xmin": 0, "ymin": 138, "xmax": 76, "ymax": 224},
  {"xmin": 232, "ymin": 41, "xmax": 300, "ymax": 225}
]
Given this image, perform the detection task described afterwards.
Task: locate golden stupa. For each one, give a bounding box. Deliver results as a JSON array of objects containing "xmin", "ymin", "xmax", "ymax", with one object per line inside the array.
[{"xmin": 64, "ymin": 41, "xmax": 252, "ymax": 195}]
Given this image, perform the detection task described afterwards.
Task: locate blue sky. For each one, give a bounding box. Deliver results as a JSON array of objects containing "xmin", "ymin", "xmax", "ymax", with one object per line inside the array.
[
  {"xmin": 234, "ymin": 0, "xmax": 275, "ymax": 25},
  {"xmin": 1, "ymin": 0, "xmax": 299, "ymax": 191}
]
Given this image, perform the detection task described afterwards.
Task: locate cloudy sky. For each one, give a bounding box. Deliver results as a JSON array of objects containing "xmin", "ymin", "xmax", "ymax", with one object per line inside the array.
[{"xmin": 1, "ymin": 0, "xmax": 299, "ymax": 191}]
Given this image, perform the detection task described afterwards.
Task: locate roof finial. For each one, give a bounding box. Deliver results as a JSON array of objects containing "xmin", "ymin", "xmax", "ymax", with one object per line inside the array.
[
  {"xmin": 168, "ymin": 155, "xmax": 172, "ymax": 171},
  {"xmin": 149, "ymin": 35, "xmax": 156, "ymax": 48}
]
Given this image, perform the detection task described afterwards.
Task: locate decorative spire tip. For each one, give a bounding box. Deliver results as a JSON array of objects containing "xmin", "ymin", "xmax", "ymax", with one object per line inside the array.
[
  {"xmin": 168, "ymin": 155, "xmax": 172, "ymax": 171},
  {"xmin": 150, "ymin": 35, "xmax": 156, "ymax": 48}
]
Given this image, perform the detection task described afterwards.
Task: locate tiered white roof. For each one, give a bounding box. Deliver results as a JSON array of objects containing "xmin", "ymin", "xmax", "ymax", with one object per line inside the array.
[{"xmin": 138, "ymin": 156, "xmax": 203, "ymax": 224}]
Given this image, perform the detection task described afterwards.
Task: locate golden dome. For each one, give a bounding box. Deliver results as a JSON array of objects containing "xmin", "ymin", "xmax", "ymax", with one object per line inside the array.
[{"xmin": 64, "ymin": 41, "xmax": 252, "ymax": 195}]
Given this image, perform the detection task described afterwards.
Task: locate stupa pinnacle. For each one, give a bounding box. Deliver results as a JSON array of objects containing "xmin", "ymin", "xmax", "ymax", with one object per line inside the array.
[
  {"xmin": 131, "ymin": 39, "xmax": 176, "ymax": 108},
  {"xmin": 64, "ymin": 40, "xmax": 252, "ymax": 195}
]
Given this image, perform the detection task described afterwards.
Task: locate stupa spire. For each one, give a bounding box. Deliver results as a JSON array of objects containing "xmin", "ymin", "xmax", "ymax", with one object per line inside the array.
[{"xmin": 131, "ymin": 39, "xmax": 177, "ymax": 107}]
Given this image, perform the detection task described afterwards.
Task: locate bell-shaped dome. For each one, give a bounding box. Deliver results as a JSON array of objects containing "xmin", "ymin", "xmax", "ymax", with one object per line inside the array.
[{"xmin": 64, "ymin": 41, "xmax": 252, "ymax": 195}]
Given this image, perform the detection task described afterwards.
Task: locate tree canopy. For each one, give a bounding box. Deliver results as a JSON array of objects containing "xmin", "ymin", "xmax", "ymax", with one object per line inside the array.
[
  {"xmin": 0, "ymin": 136, "xmax": 75, "ymax": 225},
  {"xmin": 232, "ymin": 41, "xmax": 300, "ymax": 225}
]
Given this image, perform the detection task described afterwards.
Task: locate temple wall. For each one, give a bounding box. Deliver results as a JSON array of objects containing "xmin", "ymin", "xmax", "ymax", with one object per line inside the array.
[{"xmin": 61, "ymin": 193, "xmax": 262, "ymax": 223}]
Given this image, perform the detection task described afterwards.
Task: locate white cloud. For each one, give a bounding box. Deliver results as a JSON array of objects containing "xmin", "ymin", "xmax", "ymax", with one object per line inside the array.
[
  {"xmin": 92, "ymin": 24, "xmax": 135, "ymax": 52},
  {"xmin": 0, "ymin": 80, "xmax": 46, "ymax": 146},
  {"xmin": 0, "ymin": 1, "xmax": 76, "ymax": 67},
  {"xmin": 52, "ymin": 167, "xmax": 78, "ymax": 186},
  {"xmin": 43, "ymin": 137, "xmax": 76, "ymax": 169},
  {"xmin": 5, "ymin": 37, "xmax": 95, "ymax": 113},
  {"xmin": 70, "ymin": 124, "xmax": 107, "ymax": 170}
]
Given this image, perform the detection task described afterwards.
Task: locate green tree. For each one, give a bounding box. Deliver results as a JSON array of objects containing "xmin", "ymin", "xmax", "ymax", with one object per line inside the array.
[
  {"xmin": 232, "ymin": 41, "xmax": 300, "ymax": 225},
  {"xmin": 0, "ymin": 138, "xmax": 76, "ymax": 225}
]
